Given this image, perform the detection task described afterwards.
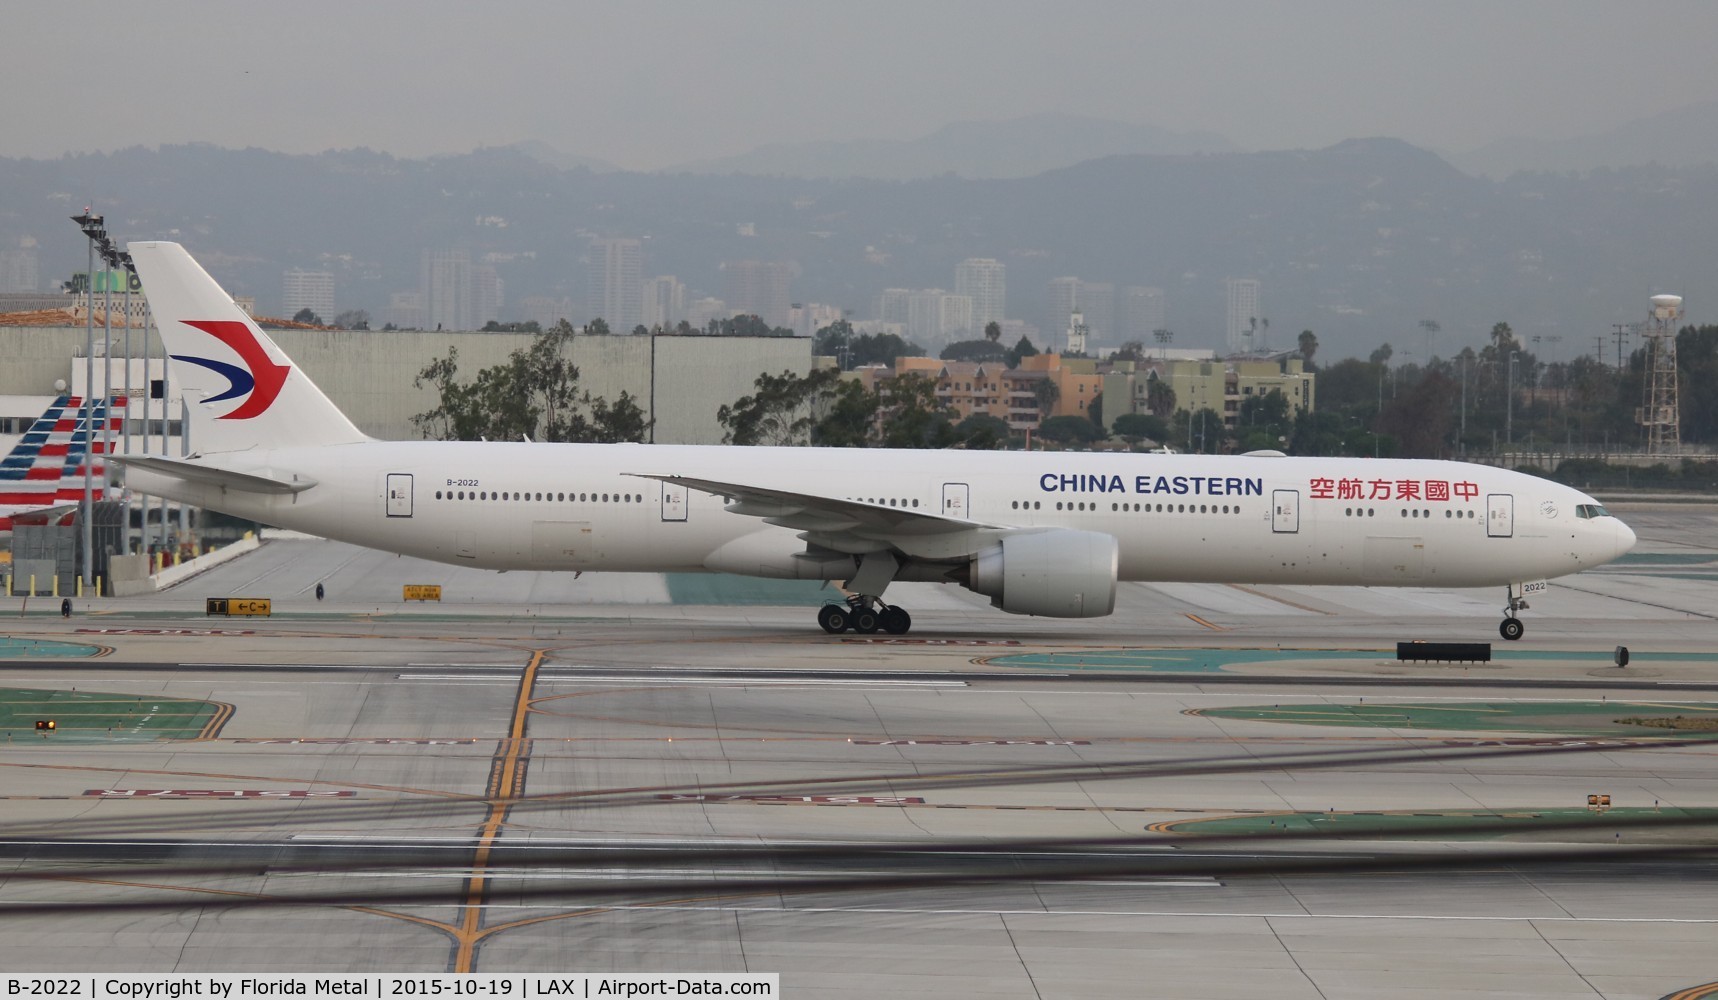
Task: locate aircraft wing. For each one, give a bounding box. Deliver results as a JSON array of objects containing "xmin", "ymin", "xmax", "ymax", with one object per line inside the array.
[{"xmin": 629, "ymin": 473, "xmax": 1002, "ymax": 538}]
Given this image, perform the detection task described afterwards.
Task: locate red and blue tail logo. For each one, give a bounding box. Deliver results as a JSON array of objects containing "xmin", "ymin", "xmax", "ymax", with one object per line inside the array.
[{"xmin": 171, "ymin": 320, "xmax": 290, "ymax": 420}]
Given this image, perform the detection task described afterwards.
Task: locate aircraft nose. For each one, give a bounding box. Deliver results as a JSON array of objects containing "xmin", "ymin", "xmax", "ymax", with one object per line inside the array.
[{"xmin": 1614, "ymin": 518, "xmax": 1637, "ymax": 559}]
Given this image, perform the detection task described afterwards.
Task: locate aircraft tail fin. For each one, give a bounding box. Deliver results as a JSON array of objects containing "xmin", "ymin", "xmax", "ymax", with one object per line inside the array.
[{"xmin": 127, "ymin": 242, "xmax": 367, "ymax": 454}]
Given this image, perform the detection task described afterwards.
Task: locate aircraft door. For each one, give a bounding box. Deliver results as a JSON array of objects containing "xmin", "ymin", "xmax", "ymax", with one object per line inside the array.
[
  {"xmin": 661, "ymin": 481, "xmax": 688, "ymax": 522},
  {"xmin": 385, "ymin": 474, "xmax": 413, "ymax": 518},
  {"xmin": 1487, "ymin": 493, "xmax": 1514, "ymax": 538},
  {"xmin": 942, "ymin": 482, "xmax": 970, "ymax": 519},
  {"xmin": 1271, "ymin": 489, "xmax": 1299, "ymax": 533}
]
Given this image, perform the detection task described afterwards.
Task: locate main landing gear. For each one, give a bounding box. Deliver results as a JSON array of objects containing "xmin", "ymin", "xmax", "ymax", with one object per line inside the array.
[
  {"xmin": 1499, "ymin": 585, "xmax": 1529, "ymax": 641},
  {"xmin": 818, "ymin": 595, "xmax": 912, "ymax": 635}
]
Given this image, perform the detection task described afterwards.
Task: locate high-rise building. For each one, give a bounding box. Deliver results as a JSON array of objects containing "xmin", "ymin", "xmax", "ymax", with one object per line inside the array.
[
  {"xmin": 876, "ymin": 288, "xmax": 913, "ymax": 325},
  {"xmin": 954, "ymin": 258, "xmax": 1006, "ymax": 330},
  {"xmin": 0, "ymin": 237, "xmax": 40, "ymax": 293},
  {"xmin": 588, "ymin": 238, "xmax": 643, "ymax": 333},
  {"xmin": 905, "ymin": 289, "xmax": 972, "ymax": 345},
  {"xmin": 723, "ymin": 260, "xmax": 792, "ymax": 330},
  {"xmin": 686, "ymin": 297, "xmax": 730, "ymax": 331},
  {"xmin": 385, "ymin": 291, "xmax": 425, "ymax": 330},
  {"xmin": 283, "ymin": 268, "xmax": 335, "ymax": 322},
  {"xmin": 517, "ymin": 296, "xmax": 573, "ymax": 331},
  {"xmin": 1123, "ymin": 286, "xmax": 1166, "ymax": 341},
  {"xmin": 1047, "ymin": 277, "xmax": 1081, "ymax": 339},
  {"xmin": 1080, "ymin": 282, "xmax": 1115, "ymax": 348},
  {"xmin": 1225, "ymin": 277, "xmax": 1261, "ymax": 354},
  {"xmin": 422, "ymin": 249, "xmax": 473, "ymax": 331},
  {"xmin": 642, "ymin": 275, "xmax": 685, "ymax": 330},
  {"xmin": 473, "ymin": 265, "xmax": 504, "ymax": 329}
]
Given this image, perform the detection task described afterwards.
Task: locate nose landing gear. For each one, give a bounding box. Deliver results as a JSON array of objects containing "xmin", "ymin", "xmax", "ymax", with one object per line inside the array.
[{"xmin": 1500, "ymin": 585, "xmax": 1530, "ymax": 641}]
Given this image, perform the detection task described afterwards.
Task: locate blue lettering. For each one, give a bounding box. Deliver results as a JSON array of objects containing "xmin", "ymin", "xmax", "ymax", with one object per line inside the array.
[
  {"xmin": 1135, "ymin": 475, "xmax": 1150, "ymax": 494},
  {"xmin": 1172, "ymin": 475, "xmax": 1189, "ymax": 495},
  {"xmin": 1155, "ymin": 476, "xmax": 1171, "ymax": 494},
  {"xmin": 1246, "ymin": 478, "xmax": 1263, "ymax": 496},
  {"xmin": 1059, "ymin": 474, "xmax": 1079, "ymax": 491},
  {"xmin": 1039, "ymin": 473, "xmax": 1057, "ymax": 492},
  {"xmin": 1206, "ymin": 477, "xmax": 1221, "ymax": 495},
  {"xmin": 1225, "ymin": 477, "xmax": 1242, "ymax": 496}
]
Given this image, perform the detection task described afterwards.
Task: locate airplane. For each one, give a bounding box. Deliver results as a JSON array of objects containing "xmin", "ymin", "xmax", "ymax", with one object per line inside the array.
[
  {"xmin": 118, "ymin": 241, "xmax": 1636, "ymax": 640},
  {"xmin": 0, "ymin": 394, "xmax": 120, "ymax": 538}
]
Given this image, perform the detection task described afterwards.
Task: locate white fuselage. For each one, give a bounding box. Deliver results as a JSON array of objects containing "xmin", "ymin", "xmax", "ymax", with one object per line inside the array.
[{"xmin": 124, "ymin": 443, "xmax": 1633, "ymax": 589}]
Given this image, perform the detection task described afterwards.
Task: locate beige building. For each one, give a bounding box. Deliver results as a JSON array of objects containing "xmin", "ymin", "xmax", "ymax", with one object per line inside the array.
[{"xmin": 1101, "ymin": 357, "xmax": 1315, "ymax": 432}]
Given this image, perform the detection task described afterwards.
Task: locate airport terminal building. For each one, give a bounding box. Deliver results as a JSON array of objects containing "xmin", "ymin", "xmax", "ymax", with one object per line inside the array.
[{"xmin": 0, "ymin": 325, "xmax": 813, "ymax": 447}]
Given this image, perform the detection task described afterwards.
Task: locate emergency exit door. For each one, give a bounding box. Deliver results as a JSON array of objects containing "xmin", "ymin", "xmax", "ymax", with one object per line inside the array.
[
  {"xmin": 660, "ymin": 481, "xmax": 688, "ymax": 522},
  {"xmin": 942, "ymin": 483, "xmax": 970, "ymax": 518},
  {"xmin": 385, "ymin": 474, "xmax": 413, "ymax": 518},
  {"xmin": 1487, "ymin": 493, "xmax": 1514, "ymax": 538},
  {"xmin": 1271, "ymin": 489, "xmax": 1299, "ymax": 533}
]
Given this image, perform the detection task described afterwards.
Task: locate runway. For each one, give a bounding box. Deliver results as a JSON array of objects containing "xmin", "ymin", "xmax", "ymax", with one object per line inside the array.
[{"xmin": 2, "ymin": 503, "xmax": 1717, "ymax": 997}]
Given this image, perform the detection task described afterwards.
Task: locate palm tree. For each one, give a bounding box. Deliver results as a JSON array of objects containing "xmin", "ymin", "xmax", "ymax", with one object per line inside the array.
[{"xmin": 984, "ymin": 320, "xmax": 1002, "ymax": 343}]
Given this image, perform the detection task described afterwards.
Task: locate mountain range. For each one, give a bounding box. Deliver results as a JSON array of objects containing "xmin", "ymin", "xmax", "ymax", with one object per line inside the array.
[{"xmin": 1, "ymin": 133, "xmax": 1712, "ymax": 363}]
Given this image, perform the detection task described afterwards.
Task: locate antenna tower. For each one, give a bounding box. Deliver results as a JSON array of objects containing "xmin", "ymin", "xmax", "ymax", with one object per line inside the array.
[{"xmin": 1636, "ymin": 294, "xmax": 1682, "ymax": 455}]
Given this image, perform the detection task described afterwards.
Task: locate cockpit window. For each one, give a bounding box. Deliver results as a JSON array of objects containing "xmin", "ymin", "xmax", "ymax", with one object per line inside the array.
[{"xmin": 1575, "ymin": 504, "xmax": 1611, "ymax": 519}]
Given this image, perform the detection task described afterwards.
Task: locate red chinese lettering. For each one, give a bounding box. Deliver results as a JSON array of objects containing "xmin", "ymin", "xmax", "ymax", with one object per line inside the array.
[
  {"xmin": 1395, "ymin": 480, "xmax": 1422, "ymax": 501},
  {"xmin": 1367, "ymin": 478, "xmax": 1392, "ymax": 500},
  {"xmin": 1337, "ymin": 477, "xmax": 1364, "ymax": 500},
  {"xmin": 1454, "ymin": 481, "xmax": 1479, "ymax": 501},
  {"xmin": 1310, "ymin": 477, "xmax": 1335, "ymax": 499},
  {"xmin": 1426, "ymin": 480, "xmax": 1450, "ymax": 501}
]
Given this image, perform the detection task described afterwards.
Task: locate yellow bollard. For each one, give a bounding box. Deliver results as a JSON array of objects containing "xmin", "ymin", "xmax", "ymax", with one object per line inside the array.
[
  {"xmin": 52, "ymin": 575, "xmax": 59, "ymax": 598},
  {"xmin": 76, "ymin": 576, "xmax": 83, "ymax": 598},
  {"xmin": 29, "ymin": 575, "xmax": 36, "ymax": 597},
  {"xmin": 96, "ymin": 576, "xmax": 103, "ymax": 597}
]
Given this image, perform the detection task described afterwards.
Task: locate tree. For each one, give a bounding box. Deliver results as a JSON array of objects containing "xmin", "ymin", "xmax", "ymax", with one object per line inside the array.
[
  {"xmin": 1236, "ymin": 388, "xmax": 1292, "ymax": 451},
  {"xmin": 1369, "ymin": 342, "xmax": 1394, "ymax": 366},
  {"xmin": 585, "ymin": 318, "xmax": 611, "ymax": 337},
  {"xmin": 1038, "ymin": 415, "xmax": 1103, "ymax": 446},
  {"xmin": 717, "ymin": 368, "xmax": 843, "ymax": 446},
  {"xmin": 1144, "ymin": 378, "xmax": 1176, "ymax": 418},
  {"xmin": 1109, "ymin": 341, "xmax": 1147, "ymax": 363},
  {"xmin": 1297, "ymin": 330, "xmax": 1319, "ymax": 368},
  {"xmin": 1175, "ymin": 407, "xmax": 1228, "ymax": 454},
  {"xmin": 940, "ymin": 339, "xmax": 1009, "ymax": 363},
  {"xmin": 1112, "ymin": 412, "xmax": 1167, "ymax": 446},
  {"xmin": 877, "ymin": 372, "xmax": 956, "ymax": 448},
  {"xmin": 583, "ymin": 390, "xmax": 652, "ymax": 443},
  {"xmin": 952, "ymin": 413, "xmax": 1011, "ymax": 450},
  {"xmin": 333, "ymin": 309, "xmax": 370, "ymax": 330},
  {"xmin": 848, "ymin": 332, "xmax": 925, "ymax": 368},
  {"xmin": 292, "ymin": 308, "xmax": 323, "ymax": 326},
  {"xmin": 411, "ymin": 322, "xmax": 647, "ymax": 443},
  {"xmin": 983, "ymin": 320, "xmax": 1002, "ymax": 343},
  {"xmin": 1031, "ymin": 378, "xmax": 1060, "ymax": 418},
  {"xmin": 813, "ymin": 319, "xmax": 855, "ymax": 359},
  {"xmin": 1088, "ymin": 391, "xmax": 1104, "ymax": 430},
  {"xmin": 1007, "ymin": 335, "xmax": 1039, "ymax": 368},
  {"xmin": 813, "ymin": 379, "xmax": 881, "ymax": 447}
]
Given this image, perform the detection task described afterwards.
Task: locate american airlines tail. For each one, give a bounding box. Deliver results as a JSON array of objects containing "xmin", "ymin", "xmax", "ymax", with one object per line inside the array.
[
  {"xmin": 0, "ymin": 394, "xmax": 120, "ymax": 536},
  {"xmin": 126, "ymin": 242, "xmax": 366, "ymax": 454}
]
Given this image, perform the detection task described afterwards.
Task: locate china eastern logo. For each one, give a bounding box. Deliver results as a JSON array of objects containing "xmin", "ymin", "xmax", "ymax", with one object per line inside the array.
[{"xmin": 170, "ymin": 320, "xmax": 290, "ymax": 419}]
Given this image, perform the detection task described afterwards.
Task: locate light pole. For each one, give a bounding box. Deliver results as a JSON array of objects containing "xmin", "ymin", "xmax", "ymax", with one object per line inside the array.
[
  {"xmin": 1506, "ymin": 350, "xmax": 1517, "ymax": 448},
  {"xmin": 71, "ymin": 211, "xmax": 105, "ymax": 592}
]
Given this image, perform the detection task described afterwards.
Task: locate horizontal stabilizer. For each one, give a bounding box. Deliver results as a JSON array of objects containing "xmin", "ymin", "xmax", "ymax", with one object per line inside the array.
[{"xmin": 114, "ymin": 455, "xmax": 317, "ymax": 495}]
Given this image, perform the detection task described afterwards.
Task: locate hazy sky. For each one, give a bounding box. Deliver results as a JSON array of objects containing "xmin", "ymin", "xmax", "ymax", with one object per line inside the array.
[{"xmin": 7, "ymin": 0, "xmax": 1718, "ymax": 168}]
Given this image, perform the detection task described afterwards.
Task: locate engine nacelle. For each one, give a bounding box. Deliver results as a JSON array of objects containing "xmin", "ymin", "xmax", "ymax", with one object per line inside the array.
[{"xmin": 968, "ymin": 529, "xmax": 1118, "ymax": 618}]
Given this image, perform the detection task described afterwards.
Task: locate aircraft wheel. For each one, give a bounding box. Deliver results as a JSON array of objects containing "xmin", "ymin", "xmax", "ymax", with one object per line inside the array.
[
  {"xmin": 1499, "ymin": 617, "xmax": 1524, "ymax": 641},
  {"xmin": 851, "ymin": 608, "xmax": 880, "ymax": 634},
  {"xmin": 881, "ymin": 605, "xmax": 912, "ymax": 635},
  {"xmin": 818, "ymin": 604, "xmax": 849, "ymax": 634}
]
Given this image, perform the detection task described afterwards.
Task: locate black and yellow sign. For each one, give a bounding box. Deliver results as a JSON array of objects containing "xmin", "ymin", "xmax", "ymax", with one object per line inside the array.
[
  {"xmin": 403, "ymin": 585, "xmax": 442, "ymax": 602},
  {"xmin": 35, "ymin": 720, "xmax": 55, "ymax": 731},
  {"xmin": 207, "ymin": 598, "xmax": 272, "ymax": 617}
]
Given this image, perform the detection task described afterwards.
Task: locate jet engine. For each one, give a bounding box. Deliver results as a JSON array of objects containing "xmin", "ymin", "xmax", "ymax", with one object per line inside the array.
[{"xmin": 967, "ymin": 529, "xmax": 1118, "ymax": 618}]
